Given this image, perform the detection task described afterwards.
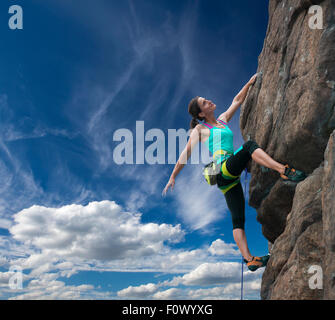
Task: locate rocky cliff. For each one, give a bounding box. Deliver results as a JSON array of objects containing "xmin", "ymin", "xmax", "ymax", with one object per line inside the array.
[{"xmin": 240, "ymin": 0, "xmax": 335, "ymax": 299}]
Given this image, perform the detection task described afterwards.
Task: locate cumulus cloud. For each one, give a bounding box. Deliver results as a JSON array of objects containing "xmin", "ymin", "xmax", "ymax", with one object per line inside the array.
[
  {"xmin": 6, "ymin": 199, "xmax": 239, "ymax": 278},
  {"xmin": 188, "ymin": 279, "xmax": 261, "ymax": 300},
  {"xmin": 10, "ymin": 201, "xmax": 184, "ymax": 262},
  {"xmin": 208, "ymin": 239, "xmax": 240, "ymax": 257},
  {"xmin": 169, "ymin": 262, "xmax": 241, "ymax": 286},
  {"xmin": 0, "ymin": 267, "xmax": 110, "ymax": 300},
  {"xmin": 1, "ymin": 200, "xmax": 185, "ymax": 299},
  {"xmin": 160, "ymin": 249, "xmax": 207, "ymax": 270},
  {"xmin": 3, "ymin": 198, "xmax": 258, "ymax": 299},
  {"xmin": 117, "ymin": 283, "xmax": 159, "ymax": 299},
  {"xmin": 152, "ymin": 288, "xmax": 184, "ymax": 300},
  {"xmin": 117, "ymin": 261, "xmax": 264, "ymax": 300},
  {"xmin": 9, "ymin": 277, "xmax": 96, "ymax": 300}
]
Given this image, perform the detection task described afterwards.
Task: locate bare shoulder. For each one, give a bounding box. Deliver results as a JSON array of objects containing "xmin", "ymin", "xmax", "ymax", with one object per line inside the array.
[
  {"xmin": 195, "ymin": 123, "xmax": 208, "ymax": 133},
  {"xmin": 195, "ymin": 123, "xmax": 209, "ymax": 142}
]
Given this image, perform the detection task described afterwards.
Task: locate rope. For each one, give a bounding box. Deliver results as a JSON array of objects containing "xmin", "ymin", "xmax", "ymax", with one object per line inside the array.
[
  {"xmin": 241, "ymin": 255, "xmax": 244, "ymax": 300},
  {"xmin": 241, "ymin": 167, "xmax": 248, "ymax": 300}
]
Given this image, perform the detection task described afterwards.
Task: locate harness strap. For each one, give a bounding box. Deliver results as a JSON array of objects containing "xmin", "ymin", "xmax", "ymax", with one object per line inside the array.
[
  {"xmin": 221, "ymin": 161, "xmax": 240, "ymax": 179},
  {"xmin": 218, "ymin": 178, "xmax": 240, "ymax": 195}
]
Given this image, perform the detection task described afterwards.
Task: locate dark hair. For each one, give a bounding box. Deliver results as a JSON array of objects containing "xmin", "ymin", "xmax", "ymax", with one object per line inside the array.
[{"xmin": 188, "ymin": 96, "xmax": 205, "ymax": 129}]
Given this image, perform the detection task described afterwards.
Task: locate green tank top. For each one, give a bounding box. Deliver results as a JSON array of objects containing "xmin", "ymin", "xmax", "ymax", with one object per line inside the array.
[{"xmin": 202, "ymin": 119, "xmax": 234, "ymax": 164}]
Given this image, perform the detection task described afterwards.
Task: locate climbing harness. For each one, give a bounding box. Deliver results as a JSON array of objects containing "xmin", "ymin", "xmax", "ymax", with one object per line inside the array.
[
  {"xmin": 202, "ymin": 161, "xmax": 221, "ymax": 185},
  {"xmin": 202, "ymin": 150, "xmax": 233, "ymax": 186}
]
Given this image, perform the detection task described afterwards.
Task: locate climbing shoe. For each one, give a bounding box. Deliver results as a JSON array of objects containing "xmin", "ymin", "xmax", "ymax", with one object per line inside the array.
[
  {"xmin": 244, "ymin": 255, "xmax": 270, "ymax": 272},
  {"xmin": 280, "ymin": 165, "xmax": 307, "ymax": 182}
]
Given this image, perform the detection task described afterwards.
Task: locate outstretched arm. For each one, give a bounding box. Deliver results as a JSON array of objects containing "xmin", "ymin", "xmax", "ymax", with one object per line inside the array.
[
  {"xmin": 162, "ymin": 126, "xmax": 201, "ymax": 195},
  {"xmin": 218, "ymin": 73, "xmax": 258, "ymax": 123}
]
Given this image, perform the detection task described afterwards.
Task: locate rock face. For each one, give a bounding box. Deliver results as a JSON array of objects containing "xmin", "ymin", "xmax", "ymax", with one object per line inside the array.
[{"xmin": 240, "ymin": 0, "xmax": 335, "ymax": 299}]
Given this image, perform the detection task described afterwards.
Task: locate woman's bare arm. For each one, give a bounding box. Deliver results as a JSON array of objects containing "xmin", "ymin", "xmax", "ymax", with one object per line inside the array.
[
  {"xmin": 162, "ymin": 126, "xmax": 201, "ymax": 195},
  {"xmin": 218, "ymin": 73, "xmax": 258, "ymax": 123}
]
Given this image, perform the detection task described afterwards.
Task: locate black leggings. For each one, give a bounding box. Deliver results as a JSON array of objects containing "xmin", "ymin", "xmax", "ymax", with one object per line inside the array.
[{"xmin": 217, "ymin": 140, "xmax": 260, "ymax": 230}]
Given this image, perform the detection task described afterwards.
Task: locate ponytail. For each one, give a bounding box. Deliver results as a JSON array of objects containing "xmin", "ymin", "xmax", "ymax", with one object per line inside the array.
[{"xmin": 190, "ymin": 118, "xmax": 199, "ymax": 129}]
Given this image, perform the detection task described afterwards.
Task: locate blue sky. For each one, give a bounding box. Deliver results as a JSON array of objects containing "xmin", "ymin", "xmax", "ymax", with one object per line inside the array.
[{"xmin": 0, "ymin": 0, "xmax": 269, "ymax": 299}]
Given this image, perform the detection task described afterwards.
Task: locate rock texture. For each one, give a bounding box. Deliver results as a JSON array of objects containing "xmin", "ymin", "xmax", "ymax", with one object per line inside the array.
[{"xmin": 240, "ymin": 0, "xmax": 335, "ymax": 299}]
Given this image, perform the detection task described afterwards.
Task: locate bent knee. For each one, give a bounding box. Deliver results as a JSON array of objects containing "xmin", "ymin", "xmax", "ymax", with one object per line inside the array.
[
  {"xmin": 243, "ymin": 140, "xmax": 260, "ymax": 156},
  {"xmin": 232, "ymin": 219, "xmax": 245, "ymax": 230}
]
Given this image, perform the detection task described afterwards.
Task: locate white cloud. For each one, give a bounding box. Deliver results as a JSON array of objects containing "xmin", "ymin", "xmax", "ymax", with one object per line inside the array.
[
  {"xmin": 208, "ymin": 239, "xmax": 240, "ymax": 257},
  {"xmin": 3, "ymin": 198, "xmax": 259, "ymax": 299},
  {"xmin": 162, "ymin": 260, "xmax": 264, "ymax": 289},
  {"xmin": 170, "ymin": 262, "xmax": 241, "ymax": 286},
  {"xmin": 160, "ymin": 249, "xmax": 206, "ymax": 270},
  {"xmin": 152, "ymin": 288, "xmax": 184, "ymax": 300},
  {"xmin": 188, "ymin": 286, "xmax": 230, "ymax": 300},
  {"xmin": 4, "ymin": 198, "xmax": 239, "ymax": 278},
  {"xmin": 10, "ymin": 201, "xmax": 184, "ymax": 262},
  {"xmin": 0, "ymin": 267, "xmax": 109, "ymax": 300},
  {"xmin": 9, "ymin": 280, "xmax": 96, "ymax": 300},
  {"xmin": 187, "ymin": 279, "xmax": 261, "ymax": 300},
  {"xmin": 118, "ymin": 283, "xmax": 159, "ymax": 299},
  {"xmin": 117, "ymin": 261, "xmax": 264, "ymax": 300}
]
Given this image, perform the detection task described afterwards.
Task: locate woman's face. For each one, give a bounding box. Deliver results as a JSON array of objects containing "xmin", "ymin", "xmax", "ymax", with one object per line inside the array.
[{"xmin": 197, "ymin": 97, "xmax": 216, "ymax": 116}]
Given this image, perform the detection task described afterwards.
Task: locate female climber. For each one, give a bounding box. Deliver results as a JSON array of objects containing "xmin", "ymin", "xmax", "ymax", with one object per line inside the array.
[{"xmin": 162, "ymin": 73, "xmax": 306, "ymax": 272}]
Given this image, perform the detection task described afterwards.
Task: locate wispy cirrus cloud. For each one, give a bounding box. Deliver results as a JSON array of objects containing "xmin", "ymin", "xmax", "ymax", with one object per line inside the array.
[
  {"xmin": 61, "ymin": 0, "xmax": 203, "ymax": 174},
  {"xmin": 171, "ymin": 165, "xmax": 228, "ymax": 231},
  {"xmin": 0, "ymin": 93, "xmax": 92, "ymax": 224}
]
